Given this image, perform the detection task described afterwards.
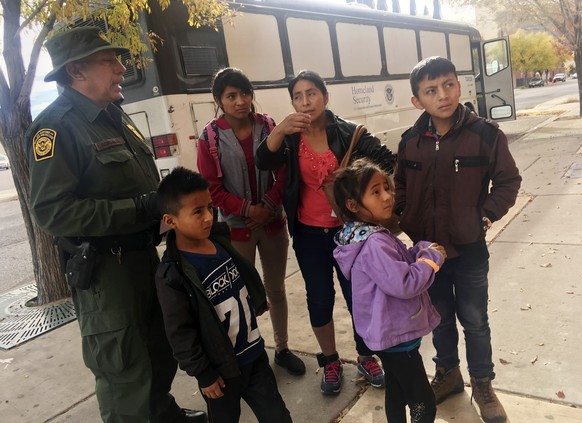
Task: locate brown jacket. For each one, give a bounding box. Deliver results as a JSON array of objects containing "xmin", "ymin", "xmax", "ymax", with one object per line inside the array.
[{"xmin": 394, "ymin": 105, "xmax": 521, "ymax": 258}]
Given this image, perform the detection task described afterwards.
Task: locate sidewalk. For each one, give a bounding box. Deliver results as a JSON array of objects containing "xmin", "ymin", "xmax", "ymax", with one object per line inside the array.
[{"xmin": 1, "ymin": 98, "xmax": 581, "ymax": 422}]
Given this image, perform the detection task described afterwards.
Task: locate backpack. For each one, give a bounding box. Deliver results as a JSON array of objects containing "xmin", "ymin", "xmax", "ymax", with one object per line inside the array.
[{"xmin": 203, "ymin": 114, "xmax": 276, "ymax": 178}]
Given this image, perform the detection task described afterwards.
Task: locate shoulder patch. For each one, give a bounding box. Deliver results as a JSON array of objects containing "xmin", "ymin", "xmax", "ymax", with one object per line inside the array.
[{"xmin": 32, "ymin": 129, "xmax": 57, "ymax": 161}]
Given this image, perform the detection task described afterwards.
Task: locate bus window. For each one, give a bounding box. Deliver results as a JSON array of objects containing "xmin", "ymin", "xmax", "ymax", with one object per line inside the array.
[
  {"xmin": 223, "ymin": 13, "xmax": 285, "ymax": 81},
  {"xmin": 483, "ymin": 39, "xmax": 508, "ymax": 76},
  {"xmin": 449, "ymin": 34, "xmax": 472, "ymax": 72},
  {"xmin": 383, "ymin": 27, "xmax": 418, "ymax": 75},
  {"xmin": 336, "ymin": 23, "xmax": 381, "ymax": 77},
  {"xmin": 180, "ymin": 46, "xmax": 220, "ymax": 77},
  {"xmin": 287, "ymin": 17, "xmax": 334, "ymax": 77},
  {"xmin": 419, "ymin": 30, "xmax": 447, "ymax": 58}
]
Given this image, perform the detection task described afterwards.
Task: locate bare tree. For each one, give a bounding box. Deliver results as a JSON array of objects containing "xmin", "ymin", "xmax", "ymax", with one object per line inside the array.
[
  {"xmin": 449, "ymin": 0, "xmax": 582, "ymax": 115},
  {"xmin": 410, "ymin": 0, "xmax": 417, "ymax": 15}
]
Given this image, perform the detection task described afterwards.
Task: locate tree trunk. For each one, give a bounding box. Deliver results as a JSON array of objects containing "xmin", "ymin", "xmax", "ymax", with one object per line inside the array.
[
  {"xmin": 1, "ymin": 109, "xmax": 70, "ymax": 305},
  {"xmin": 0, "ymin": 0, "xmax": 69, "ymax": 305}
]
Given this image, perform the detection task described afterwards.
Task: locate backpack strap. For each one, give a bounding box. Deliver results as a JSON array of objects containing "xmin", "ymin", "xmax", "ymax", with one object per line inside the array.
[{"xmin": 204, "ymin": 120, "xmax": 222, "ymax": 178}]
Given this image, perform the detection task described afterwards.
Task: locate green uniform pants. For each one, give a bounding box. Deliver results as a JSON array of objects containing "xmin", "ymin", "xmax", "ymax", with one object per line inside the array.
[{"xmin": 72, "ymin": 248, "xmax": 179, "ymax": 423}]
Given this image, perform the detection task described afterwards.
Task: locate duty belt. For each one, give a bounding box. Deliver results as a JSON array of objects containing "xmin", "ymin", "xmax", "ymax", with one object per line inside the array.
[{"xmin": 67, "ymin": 230, "xmax": 156, "ymax": 254}]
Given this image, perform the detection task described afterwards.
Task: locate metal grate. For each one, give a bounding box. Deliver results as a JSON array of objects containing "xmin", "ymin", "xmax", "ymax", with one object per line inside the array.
[{"xmin": 0, "ymin": 284, "xmax": 76, "ymax": 350}]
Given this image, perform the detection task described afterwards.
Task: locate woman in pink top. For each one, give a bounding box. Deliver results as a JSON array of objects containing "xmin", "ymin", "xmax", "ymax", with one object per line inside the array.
[{"xmin": 255, "ymin": 70, "xmax": 397, "ymax": 395}]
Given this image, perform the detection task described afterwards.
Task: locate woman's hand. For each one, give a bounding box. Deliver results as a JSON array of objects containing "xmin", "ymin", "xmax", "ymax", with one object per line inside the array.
[
  {"xmin": 274, "ymin": 112, "xmax": 311, "ymax": 136},
  {"xmin": 201, "ymin": 377, "xmax": 226, "ymax": 399},
  {"xmin": 246, "ymin": 204, "xmax": 276, "ymax": 230}
]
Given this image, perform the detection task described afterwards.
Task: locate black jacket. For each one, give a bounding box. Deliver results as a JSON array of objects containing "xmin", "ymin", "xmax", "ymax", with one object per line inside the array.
[
  {"xmin": 255, "ymin": 110, "xmax": 397, "ymax": 236},
  {"xmin": 155, "ymin": 224, "xmax": 268, "ymax": 388}
]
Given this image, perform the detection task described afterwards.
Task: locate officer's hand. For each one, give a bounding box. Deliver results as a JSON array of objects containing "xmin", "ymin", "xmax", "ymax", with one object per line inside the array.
[{"xmin": 134, "ymin": 192, "xmax": 161, "ymax": 222}]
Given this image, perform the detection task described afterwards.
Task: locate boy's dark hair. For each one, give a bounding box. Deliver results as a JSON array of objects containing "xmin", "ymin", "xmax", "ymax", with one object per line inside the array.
[
  {"xmin": 211, "ymin": 67, "xmax": 256, "ymax": 112},
  {"xmin": 157, "ymin": 166, "xmax": 210, "ymax": 215},
  {"xmin": 288, "ymin": 70, "xmax": 328, "ymax": 98},
  {"xmin": 410, "ymin": 56, "xmax": 458, "ymax": 98},
  {"xmin": 333, "ymin": 158, "xmax": 394, "ymax": 222}
]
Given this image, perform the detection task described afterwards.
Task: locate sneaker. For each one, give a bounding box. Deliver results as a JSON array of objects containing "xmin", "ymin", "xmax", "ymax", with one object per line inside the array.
[
  {"xmin": 357, "ymin": 356, "xmax": 385, "ymax": 388},
  {"xmin": 274, "ymin": 348, "xmax": 306, "ymax": 375},
  {"xmin": 321, "ymin": 359, "xmax": 343, "ymax": 395},
  {"xmin": 471, "ymin": 376, "xmax": 507, "ymax": 423},
  {"xmin": 431, "ymin": 366, "xmax": 465, "ymax": 404}
]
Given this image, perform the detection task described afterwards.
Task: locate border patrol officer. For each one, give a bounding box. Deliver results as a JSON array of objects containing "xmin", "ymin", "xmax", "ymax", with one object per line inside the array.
[{"xmin": 25, "ymin": 27, "xmax": 206, "ymax": 423}]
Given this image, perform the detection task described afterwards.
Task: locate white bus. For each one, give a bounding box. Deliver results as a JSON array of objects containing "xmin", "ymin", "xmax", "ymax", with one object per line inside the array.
[{"xmin": 116, "ymin": 0, "xmax": 515, "ymax": 177}]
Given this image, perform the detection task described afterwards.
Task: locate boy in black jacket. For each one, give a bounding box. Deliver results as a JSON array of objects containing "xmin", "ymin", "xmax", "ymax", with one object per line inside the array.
[{"xmin": 156, "ymin": 167, "xmax": 292, "ymax": 423}]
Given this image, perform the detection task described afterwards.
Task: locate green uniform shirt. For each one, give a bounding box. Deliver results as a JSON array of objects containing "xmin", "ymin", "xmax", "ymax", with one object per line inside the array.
[{"xmin": 25, "ymin": 86, "xmax": 160, "ymax": 237}]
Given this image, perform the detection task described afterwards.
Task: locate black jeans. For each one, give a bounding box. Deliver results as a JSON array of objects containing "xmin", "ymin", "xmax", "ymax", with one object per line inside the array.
[
  {"xmin": 377, "ymin": 348, "xmax": 436, "ymax": 423},
  {"xmin": 202, "ymin": 350, "xmax": 292, "ymax": 423}
]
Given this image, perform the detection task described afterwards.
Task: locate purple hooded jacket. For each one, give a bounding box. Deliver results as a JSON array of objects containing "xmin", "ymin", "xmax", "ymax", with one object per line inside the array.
[{"xmin": 334, "ymin": 222, "xmax": 443, "ymax": 351}]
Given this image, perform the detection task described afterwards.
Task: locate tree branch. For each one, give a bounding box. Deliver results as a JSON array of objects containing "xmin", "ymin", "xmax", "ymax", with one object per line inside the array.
[
  {"xmin": 18, "ymin": 13, "xmax": 57, "ymax": 107},
  {"xmin": 17, "ymin": 0, "xmax": 52, "ymax": 37}
]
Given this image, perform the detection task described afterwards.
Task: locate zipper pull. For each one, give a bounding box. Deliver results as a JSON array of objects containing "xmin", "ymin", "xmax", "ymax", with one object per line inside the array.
[
  {"xmin": 455, "ymin": 159, "xmax": 459, "ymax": 172},
  {"xmin": 435, "ymin": 140, "xmax": 440, "ymax": 151}
]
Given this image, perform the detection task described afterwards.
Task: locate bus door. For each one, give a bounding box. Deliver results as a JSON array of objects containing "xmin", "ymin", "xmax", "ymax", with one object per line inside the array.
[{"xmin": 472, "ymin": 37, "xmax": 515, "ymax": 121}]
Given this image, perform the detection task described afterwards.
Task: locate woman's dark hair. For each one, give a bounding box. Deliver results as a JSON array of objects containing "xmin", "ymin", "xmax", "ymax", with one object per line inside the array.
[
  {"xmin": 333, "ymin": 158, "xmax": 394, "ymax": 222},
  {"xmin": 287, "ymin": 70, "xmax": 328, "ymax": 98},
  {"xmin": 211, "ymin": 67, "xmax": 255, "ymax": 112}
]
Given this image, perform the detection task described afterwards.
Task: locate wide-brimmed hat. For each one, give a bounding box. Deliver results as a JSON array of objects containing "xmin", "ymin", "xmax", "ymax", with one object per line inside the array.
[{"xmin": 44, "ymin": 26, "xmax": 129, "ymax": 82}]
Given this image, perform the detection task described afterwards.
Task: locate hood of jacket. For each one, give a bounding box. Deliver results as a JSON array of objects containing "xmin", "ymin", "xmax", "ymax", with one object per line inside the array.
[{"xmin": 334, "ymin": 221, "xmax": 386, "ymax": 281}]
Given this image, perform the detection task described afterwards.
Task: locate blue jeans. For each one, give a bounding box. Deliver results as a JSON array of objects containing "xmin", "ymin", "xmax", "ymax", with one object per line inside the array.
[
  {"xmin": 428, "ymin": 242, "xmax": 495, "ymax": 379},
  {"xmin": 292, "ymin": 221, "xmax": 373, "ymax": 356}
]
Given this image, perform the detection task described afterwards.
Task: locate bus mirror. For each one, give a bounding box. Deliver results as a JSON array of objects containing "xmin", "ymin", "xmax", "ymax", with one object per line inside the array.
[{"xmin": 490, "ymin": 105, "xmax": 512, "ymax": 120}]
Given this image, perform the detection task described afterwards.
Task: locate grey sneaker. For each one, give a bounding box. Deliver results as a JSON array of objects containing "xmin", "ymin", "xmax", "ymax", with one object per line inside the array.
[
  {"xmin": 321, "ymin": 359, "xmax": 343, "ymax": 395},
  {"xmin": 357, "ymin": 356, "xmax": 385, "ymax": 388}
]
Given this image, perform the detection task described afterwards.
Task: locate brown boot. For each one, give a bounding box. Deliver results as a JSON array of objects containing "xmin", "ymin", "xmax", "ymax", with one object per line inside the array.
[
  {"xmin": 470, "ymin": 376, "xmax": 507, "ymax": 423},
  {"xmin": 430, "ymin": 366, "xmax": 465, "ymax": 404}
]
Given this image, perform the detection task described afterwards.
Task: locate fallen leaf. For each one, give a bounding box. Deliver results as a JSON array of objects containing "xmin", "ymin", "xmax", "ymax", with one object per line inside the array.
[
  {"xmin": 565, "ymin": 291, "xmax": 574, "ymax": 294},
  {"xmin": 540, "ymin": 263, "xmax": 552, "ymax": 268},
  {"xmin": 510, "ymin": 351, "xmax": 518, "ymax": 355},
  {"xmin": 520, "ymin": 304, "xmax": 532, "ymax": 311},
  {"xmin": 0, "ymin": 358, "xmax": 13, "ymax": 364},
  {"xmin": 531, "ymin": 356, "xmax": 538, "ymax": 364},
  {"xmin": 491, "ymin": 308, "xmax": 498, "ymax": 313},
  {"xmin": 499, "ymin": 358, "xmax": 511, "ymax": 365},
  {"xmin": 556, "ymin": 391, "xmax": 566, "ymax": 399}
]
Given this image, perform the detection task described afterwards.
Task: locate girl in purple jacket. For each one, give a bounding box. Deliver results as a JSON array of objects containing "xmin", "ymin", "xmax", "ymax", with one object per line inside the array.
[{"xmin": 333, "ymin": 159, "xmax": 446, "ymax": 423}]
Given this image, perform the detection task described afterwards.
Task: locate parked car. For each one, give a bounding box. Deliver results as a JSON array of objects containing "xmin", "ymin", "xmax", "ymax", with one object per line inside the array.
[
  {"xmin": 553, "ymin": 73, "xmax": 566, "ymax": 82},
  {"xmin": 0, "ymin": 154, "xmax": 9, "ymax": 170},
  {"xmin": 528, "ymin": 77, "xmax": 545, "ymax": 88},
  {"xmin": 572, "ymin": 73, "xmax": 577, "ymax": 79}
]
